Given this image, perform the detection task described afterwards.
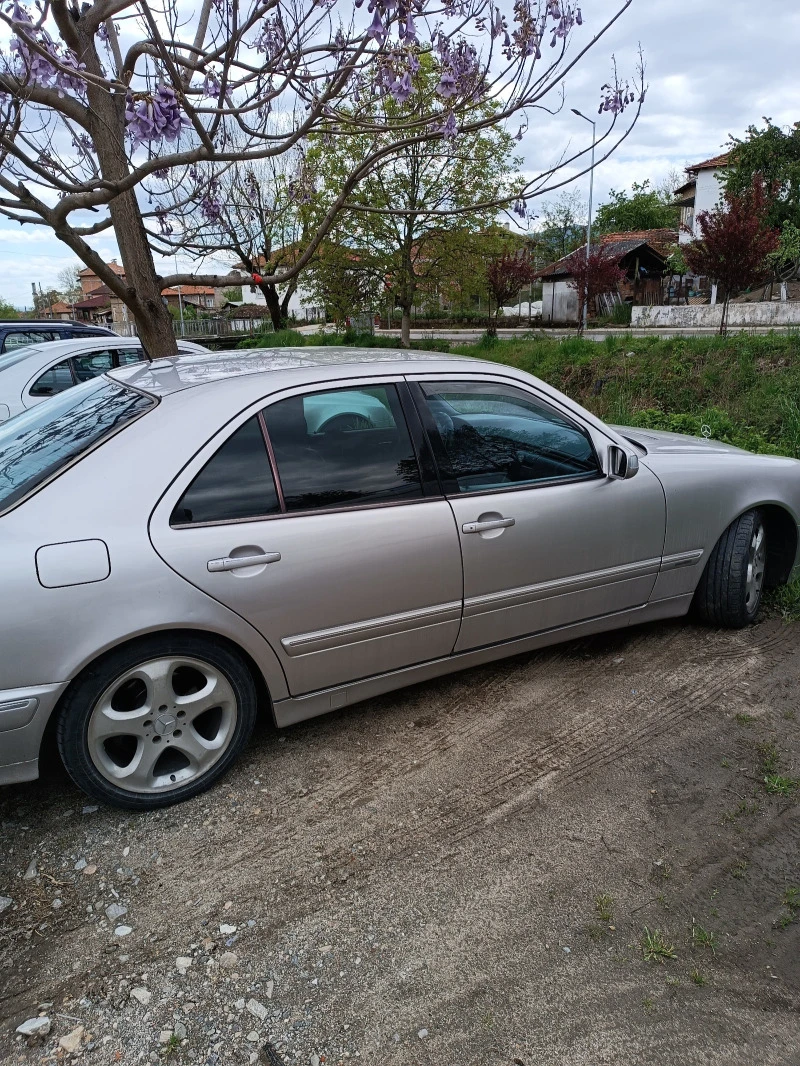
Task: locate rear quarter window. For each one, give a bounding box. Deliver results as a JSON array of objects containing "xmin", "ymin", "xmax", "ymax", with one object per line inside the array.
[{"xmin": 0, "ymin": 378, "xmax": 155, "ymax": 512}]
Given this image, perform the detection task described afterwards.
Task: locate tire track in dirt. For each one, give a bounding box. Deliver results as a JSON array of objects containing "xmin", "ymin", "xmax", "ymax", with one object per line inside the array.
[{"xmin": 169, "ymin": 621, "xmax": 798, "ymax": 905}]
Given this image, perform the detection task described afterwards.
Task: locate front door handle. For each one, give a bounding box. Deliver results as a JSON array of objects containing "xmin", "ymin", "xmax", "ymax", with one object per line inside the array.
[
  {"xmin": 462, "ymin": 517, "xmax": 516, "ymax": 534},
  {"xmin": 207, "ymin": 552, "xmax": 281, "ymax": 572}
]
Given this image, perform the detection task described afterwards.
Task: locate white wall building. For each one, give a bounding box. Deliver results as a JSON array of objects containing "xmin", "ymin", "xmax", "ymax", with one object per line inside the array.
[
  {"xmin": 674, "ymin": 153, "xmax": 730, "ymax": 244},
  {"xmin": 239, "ymin": 280, "xmax": 323, "ymax": 322}
]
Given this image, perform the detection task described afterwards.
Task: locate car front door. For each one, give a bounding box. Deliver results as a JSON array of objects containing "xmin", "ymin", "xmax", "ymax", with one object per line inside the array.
[
  {"xmin": 150, "ymin": 380, "xmax": 463, "ymax": 696},
  {"xmin": 410, "ymin": 376, "xmax": 666, "ymax": 653}
]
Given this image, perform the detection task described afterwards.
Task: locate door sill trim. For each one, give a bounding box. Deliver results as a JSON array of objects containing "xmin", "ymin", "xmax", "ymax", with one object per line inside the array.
[{"xmin": 272, "ymin": 593, "xmax": 693, "ymax": 727}]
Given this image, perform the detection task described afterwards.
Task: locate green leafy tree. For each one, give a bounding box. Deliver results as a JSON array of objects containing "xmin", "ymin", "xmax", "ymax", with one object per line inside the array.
[
  {"xmin": 304, "ymin": 244, "xmax": 384, "ymax": 328},
  {"xmin": 594, "ymin": 180, "xmax": 679, "ymax": 233},
  {"xmin": 308, "ymin": 62, "xmax": 524, "ymax": 347},
  {"xmin": 0, "ymin": 296, "xmax": 19, "ymax": 318},
  {"xmin": 533, "ymin": 190, "xmax": 588, "ymax": 263},
  {"xmin": 56, "ymin": 265, "xmax": 83, "ymax": 304},
  {"xmin": 724, "ymin": 120, "xmax": 800, "ymax": 232}
]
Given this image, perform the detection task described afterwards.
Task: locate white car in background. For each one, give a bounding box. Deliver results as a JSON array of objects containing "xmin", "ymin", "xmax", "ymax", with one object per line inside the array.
[{"xmin": 0, "ymin": 337, "xmax": 208, "ymax": 421}]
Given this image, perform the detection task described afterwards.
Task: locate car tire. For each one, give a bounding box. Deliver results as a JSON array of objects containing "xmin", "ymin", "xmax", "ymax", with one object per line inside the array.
[
  {"xmin": 56, "ymin": 635, "xmax": 259, "ymax": 810},
  {"xmin": 693, "ymin": 509, "xmax": 767, "ymax": 628}
]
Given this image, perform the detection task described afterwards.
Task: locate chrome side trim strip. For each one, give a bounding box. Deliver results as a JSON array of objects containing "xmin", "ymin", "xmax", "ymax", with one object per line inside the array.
[
  {"xmin": 659, "ymin": 549, "xmax": 704, "ymax": 572},
  {"xmin": 282, "ymin": 600, "xmax": 463, "ymax": 657},
  {"xmin": 463, "ymin": 557, "xmax": 662, "ymax": 618},
  {"xmin": 273, "ymin": 593, "xmax": 695, "ymax": 727}
]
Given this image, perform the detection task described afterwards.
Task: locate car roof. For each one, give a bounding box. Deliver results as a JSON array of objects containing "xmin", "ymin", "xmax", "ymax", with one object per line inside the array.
[
  {"xmin": 109, "ymin": 346, "xmax": 478, "ymax": 396},
  {"xmin": 0, "ymin": 319, "xmax": 112, "ymax": 328},
  {"xmin": 2, "ymin": 336, "xmax": 134, "ymax": 358}
]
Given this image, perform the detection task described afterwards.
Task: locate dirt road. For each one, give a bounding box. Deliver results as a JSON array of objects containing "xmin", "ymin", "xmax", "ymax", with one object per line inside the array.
[{"xmin": 2, "ymin": 616, "xmax": 799, "ymax": 1065}]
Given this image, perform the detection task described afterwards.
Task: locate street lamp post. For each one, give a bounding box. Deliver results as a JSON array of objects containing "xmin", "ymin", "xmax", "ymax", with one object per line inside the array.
[{"xmin": 572, "ymin": 108, "xmax": 596, "ymax": 332}]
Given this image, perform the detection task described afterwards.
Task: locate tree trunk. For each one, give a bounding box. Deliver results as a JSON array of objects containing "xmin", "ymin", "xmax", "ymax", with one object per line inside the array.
[
  {"xmin": 78, "ymin": 29, "xmax": 178, "ymax": 357},
  {"xmin": 400, "ymin": 307, "xmax": 412, "ymax": 348},
  {"xmin": 486, "ymin": 300, "xmax": 498, "ymax": 336},
  {"xmin": 259, "ymin": 284, "xmax": 287, "ymax": 332},
  {"xmin": 719, "ymin": 294, "xmax": 730, "ymax": 336}
]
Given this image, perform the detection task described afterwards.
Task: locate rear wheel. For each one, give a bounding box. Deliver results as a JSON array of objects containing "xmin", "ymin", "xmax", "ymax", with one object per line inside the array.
[
  {"xmin": 694, "ymin": 509, "xmax": 767, "ymax": 628},
  {"xmin": 57, "ymin": 635, "xmax": 258, "ymax": 810}
]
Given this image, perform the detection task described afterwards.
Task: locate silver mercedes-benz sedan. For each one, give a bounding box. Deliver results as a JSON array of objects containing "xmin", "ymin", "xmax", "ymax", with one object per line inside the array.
[{"xmin": 1, "ymin": 348, "xmax": 798, "ymax": 809}]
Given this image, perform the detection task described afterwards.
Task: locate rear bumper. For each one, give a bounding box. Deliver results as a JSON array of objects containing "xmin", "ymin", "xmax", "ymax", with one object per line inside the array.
[{"xmin": 0, "ymin": 683, "xmax": 68, "ymax": 785}]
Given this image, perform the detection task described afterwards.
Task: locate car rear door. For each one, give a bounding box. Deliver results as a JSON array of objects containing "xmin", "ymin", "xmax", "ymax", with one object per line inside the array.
[
  {"xmin": 150, "ymin": 379, "xmax": 463, "ymax": 696},
  {"xmin": 409, "ymin": 375, "xmax": 666, "ymax": 652}
]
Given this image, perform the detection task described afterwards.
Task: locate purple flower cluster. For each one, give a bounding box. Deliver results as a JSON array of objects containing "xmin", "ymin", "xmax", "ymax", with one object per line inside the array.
[
  {"xmin": 124, "ymin": 85, "xmax": 190, "ymax": 150},
  {"xmin": 434, "ymin": 35, "xmax": 481, "ymax": 102},
  {"xmin": 356, "ymin": 0, "xmax": 421, "ymax": 49},
  {"xmin": 546, "ymin": 1, "xmax": 582, "ymax": 47},
  {"xmin": 156, "ymin": 210, "xmax": 174, "ymax": 236},
  {"xmin": 8, "ymin": 2, "xmax": 87, "ymax": 98},
  {"xmin": 255, "ymin": 15, "xmax": 285, "ymax": 61},
  {"xmin": 599, "ymin": 80, "xmax": 640, "ymax": 116},
  {"xmin": 287, "ymin": 155, "xmax": 315, "ymax": 204},
  {"xmin": 200, "ymin": 179, "xmax": 224, "ymax": 222},
  {"xmin": 376, "ymin": 48, "xmax": 419, "ymax": 105},
  {"xmin": 439, "ymin": 110, "xmax": 457, "ymax": 138},
  {"xmin": 71, "ymin": 133, "xmax": 94, "ymax": 156}
]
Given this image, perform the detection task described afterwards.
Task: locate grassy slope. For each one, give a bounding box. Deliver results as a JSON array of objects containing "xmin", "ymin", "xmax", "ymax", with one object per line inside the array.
[{"xmin": 451, "ymin": 331, "xmax": 800, "ymax": 459}]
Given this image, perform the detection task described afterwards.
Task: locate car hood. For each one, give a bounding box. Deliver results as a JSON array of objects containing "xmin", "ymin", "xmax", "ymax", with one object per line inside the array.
[{"xmin": 611, "ymin": 425, "xmax": 750, "ymax": 456}]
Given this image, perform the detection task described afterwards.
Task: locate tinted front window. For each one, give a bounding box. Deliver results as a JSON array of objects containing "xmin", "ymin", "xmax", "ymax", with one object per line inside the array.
[
  {"xmin": 171, "ymin": 417, "xmax": 280, "ymax": 525},
  {"xmin": 30, "ymin": 360, "xmax": 75, "ymax": 396},
  {"xmin": 264, "ymin": 385, "xmax": 422, "ymax": 512},
  {"xmin": 0, "ymin": 379, "xmax": 154, "ymax": 511},
  {"xmin": 421, "ymin": 381, "xmax": 598, "ymax": 493}
]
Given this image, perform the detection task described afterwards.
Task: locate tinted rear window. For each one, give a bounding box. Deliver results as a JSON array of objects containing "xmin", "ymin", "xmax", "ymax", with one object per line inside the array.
[
  {"xmin": 170, "ymin": 417, "xmax": 281, "ymax": 525},
  {"xmin": 0, "ymin": 378, "xmax": 154, "ymax": 511}
]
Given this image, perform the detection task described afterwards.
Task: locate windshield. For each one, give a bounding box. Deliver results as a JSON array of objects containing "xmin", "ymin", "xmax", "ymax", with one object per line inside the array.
[{"xmin": 0, "ymin": 378, "xmax": 155, "ymax": 512}]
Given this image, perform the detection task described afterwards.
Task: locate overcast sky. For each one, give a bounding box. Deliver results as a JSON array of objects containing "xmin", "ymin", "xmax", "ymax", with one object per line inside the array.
[{"xmin": 2, "ymin": 0, "xmax": 799, "ymax": 309}]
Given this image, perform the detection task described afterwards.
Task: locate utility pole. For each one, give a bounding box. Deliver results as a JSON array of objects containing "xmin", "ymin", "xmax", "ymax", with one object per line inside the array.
[{"xmin": 572, "ymin": 108, "xmax": 596, "ymax": 332}]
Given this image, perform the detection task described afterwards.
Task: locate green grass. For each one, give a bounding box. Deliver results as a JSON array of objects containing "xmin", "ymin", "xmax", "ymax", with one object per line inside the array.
[
  {"xmin": 777, "ymin": 887, "xmax": 800, "ymax": 928},
  {"xmin": 641, "ymin": 927, "xmax": 677, "ymax": 963},
  {"xmin": 691, "ymin": 922, "xmax": 717, "ymax": 954},
  {"xmin": 757, "ymin": 742, "xmax": 799, "ymax": 796},
  {"xmin": 764, "ymin": 775, "xmax": 800, "ymax": 796},
  {"xmin": 690, "ymin": 968, "xmax": 707, "ymax": 986},
  {"xmin": 595, "ymin": 893, "xmax": 614, "ymax": 922},
  {"xmin": 451, "ymin": 331, "xmax": 800, "ymax": 458},
  {"xmin": 767, "ymin": 579, "xmax": 800, "ymax": 622}
]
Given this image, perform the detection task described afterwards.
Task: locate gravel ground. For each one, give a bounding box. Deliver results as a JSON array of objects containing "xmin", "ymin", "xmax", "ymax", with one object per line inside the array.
[{"xmin": 1, "ymin": 616, "xmax": 799, "ymax": 1065}]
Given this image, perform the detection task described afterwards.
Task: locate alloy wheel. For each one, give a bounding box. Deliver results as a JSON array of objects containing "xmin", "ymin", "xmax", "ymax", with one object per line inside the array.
[{"xmin": 86, "ymin": 656, "xmax": 238, "ymax": 794}]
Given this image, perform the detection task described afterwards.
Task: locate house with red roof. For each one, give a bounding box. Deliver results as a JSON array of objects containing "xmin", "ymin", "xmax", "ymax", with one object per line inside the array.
[{"xmin": 673, "ymin": 153, "xmax": 730, "ymax": 244}]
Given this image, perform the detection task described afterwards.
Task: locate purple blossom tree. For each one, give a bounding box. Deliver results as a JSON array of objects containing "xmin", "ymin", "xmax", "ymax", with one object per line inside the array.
[{"xmin": 0, "ymin": 0, "xmax": 644, "ymax": 356}]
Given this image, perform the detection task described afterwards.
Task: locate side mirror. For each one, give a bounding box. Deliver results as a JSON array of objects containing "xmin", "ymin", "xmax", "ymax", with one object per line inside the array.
[{"xmin": 608, "ymin": 444, "xmax": 639, "ymax": 480}]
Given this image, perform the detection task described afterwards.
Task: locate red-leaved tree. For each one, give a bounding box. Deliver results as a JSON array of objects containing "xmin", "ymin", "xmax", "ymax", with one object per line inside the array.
[
  {"xmin": 684, "ymin": 178, "xmax": 780, "ymax": 334},
  {"xmin": 567, "ymin": 246, "xmax": 627, "ymax": 330},
  {"xmin": 485, "ymin": 250, "xmax": 536, "ymax": 335}
]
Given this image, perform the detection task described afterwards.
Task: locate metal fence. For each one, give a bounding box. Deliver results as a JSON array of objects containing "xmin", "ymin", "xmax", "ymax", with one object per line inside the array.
[{"xmin": 115, "ymin": 317, "xmax": 275, "ymax": 340}]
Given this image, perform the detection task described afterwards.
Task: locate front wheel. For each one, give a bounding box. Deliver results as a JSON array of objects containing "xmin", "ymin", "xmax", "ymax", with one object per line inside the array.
[
  {"xmin": 57, "ymin": 635, "xmax": 258, "ymax": 810},
  {"xmin": 693, "ymin": 509, "xmax": 767, "ymax": 628}
]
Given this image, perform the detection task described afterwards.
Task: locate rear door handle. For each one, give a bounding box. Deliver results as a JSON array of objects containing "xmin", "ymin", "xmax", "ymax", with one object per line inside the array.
[
  {"xmin": 462, "ymin": 517, "xmax": 516, "ymax": 534},
  {"xmin": 207, "ymin": 552, "xmax": 281, "ymax": 572}
]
